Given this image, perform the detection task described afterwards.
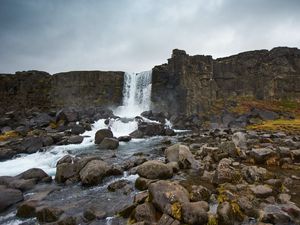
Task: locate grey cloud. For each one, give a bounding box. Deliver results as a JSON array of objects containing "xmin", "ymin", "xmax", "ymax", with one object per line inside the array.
[{"xmin": 0, "ymin": 0, "xmax": 299, "ymax": 73}]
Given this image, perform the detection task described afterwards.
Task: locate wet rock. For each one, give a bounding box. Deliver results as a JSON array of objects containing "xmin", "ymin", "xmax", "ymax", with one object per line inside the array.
[
  {"xmin": 36, "ymin": 206, "xmax": 64, "ymax": 223},
  {"xmin": 83, "ymin": 207, "xmax": 106, "ymax": 221},
  {"xmin": 138, "ymin": 122, "xmax": 165, "ymax": 136},
  {"xmin": 0, "ymin": 186, "xmax": 23, "ymax": 212},
  {"xmin": 165, "ymin": 128, "xmax": 176, "ymax": 136},
  {"xmin": 98, "ymin": 137, "xmax": 119, "ymax": 150},
  {"xmin": 42, "ymin": 135, "xmax": 54, "ymax": 146},
  {"xmin": 135, "ymin": 177, "xmax": 157, "ymax": 191},
  {"xmin": 108, "ymin": 180, "xmax": 131, "ymax": 192},
  {"xmin": 250, "ymin": 185, "xmax": 273, "ymax": 198},
  {"xmin": 181, "ymin": 201, "xmax": 209, "ymax": 225},
  {"xmin": 70, "ymin": 124, "xmax": 85, "ymax": 135},
  {"xmin": 134, "ymin": 192, "xmax": 148, "ymax": 204},
  {"xmin": 189, "ymin": 185, "xmax": 211, "ymax": 202},
  {"xmin": 134, "ymin": 202, "xmax": 156, "ymax": 223},
  {"xmin": 165, "ymin": 144, "xmax": 198, "ymax": 169},
  {"xmin": 9, "ymin": 178, "xmax": 36, "ymax": 191},
  {"xmin": 217, "ymin": 201, "xmax": 234, "ymax": 225},
  {"xmin": 129, "ymin": 130, "xmax": 144, "ymax": 138},
  {"xmin": 55, "ymin": 162, "xmax": 77, "ymax": 184},
  {"xmin": 94, "ymin": 129, "xmax": 113, "ymax": 144},
  {"xmin": 19, "ymin": 136, "xmax": 43, "ymax": 154},
  {"xmin": 67, "ymin": 135, "xmax": 84, "ymax": 144},
  {"xmin": 137, "ymin": 160, "xmax": 173, "ymax": 179},
  {"xmin": 0, "ymin": 147, "xmax": 17, "ymax": 160},
  {"xmin": 118, "ymin": 135, "xmax": 132, "ymax": 142},
  {"xmin": 148, "ymin": 180, "xmax": 189, "ymax": 217},
  {"xmin": 250, "ymin": 148, "xmax": 276, "ymax": 164},
  {"xmin": 17, "ymin": 200, "xmax": 39, "ymax": 218},
  {"xmin": 79, "ymin": 159, "xmax": 111, "ymax": 185},
  {"xmin": 118, "ymin": 203, "xmax": 137, "ymax": 218},
  {"xmin": 16, "ymin": 168, "xmax": 50, "ymax": 182}
]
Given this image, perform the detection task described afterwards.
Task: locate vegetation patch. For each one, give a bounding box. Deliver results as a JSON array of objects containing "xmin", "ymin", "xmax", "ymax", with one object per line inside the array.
[
  {"xmin": 0, "ymin": 130, "xmax": 19, "ymax": 142},
  {"xmin": 247, "ymin": 119, "xmax": 300, "ymax": 134}
]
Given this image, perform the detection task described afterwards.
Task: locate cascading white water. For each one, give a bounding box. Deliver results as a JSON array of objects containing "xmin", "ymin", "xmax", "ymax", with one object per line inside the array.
[{"xmin": 114, "ymin": 70, "xmax": 152, "ymax": 118}]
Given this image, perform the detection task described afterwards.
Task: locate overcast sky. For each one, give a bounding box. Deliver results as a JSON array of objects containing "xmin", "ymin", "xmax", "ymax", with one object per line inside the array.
[{"xmin": 0, "ymin": 0, "xmax": 300, "ymax": 74}]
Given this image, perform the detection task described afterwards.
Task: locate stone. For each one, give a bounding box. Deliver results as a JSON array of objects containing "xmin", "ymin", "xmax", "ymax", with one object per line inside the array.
[
  {"xmin": 83, "ymin": 207, "xmax": 106, "ymax": 221},
  {"xmin": 16, "ymin": 168, "xmax": 50, "ymax": 182},
  {"xmin": 36, "ymin": 206, "xmax": 64, "ymax": 223},
  {"xmin": 79, "ymin": 160, "xmax": 111, "ymax": 185},
  {"xmin": 138, "ymin": 122, "xmax": 165, "ymax": 136},
  {"xmin": 134, "ymin": 202, "xmax": 156, "ymax": 223},
  {"xmin": 189, "ymin": 185, "xmax": 211, "ymax": 202},
  {"xmin": 241, "ymin": 166, "xmax": 267, "ymax": 184},
  {"xmin": 135, "ymin": 177, "xmax": 156, "ymax": 191},
  {"xmin": 67, "ymin": 135, "xmax": 84, "ymax": 144},
  {"xmin": 250, "ymin": 185, "xmax": 273, "ymax": 198},
  {"xmin": 94, "ymin": 129, "xmax": 113, "ymax": 144},
  {"xmin": 0, "ymin": 186, "xmax": 23, "ymax": 212},
  {"xmin": 19, "ymin": 136, "xmax": 44, "ymax": 154},
  {"xmin": 213, "ymin": 158, "xmax": 237, "ymax": 184},
  {"xmin": 148, "ymin": 180, "xmax": 189, "ymax": 217},
  {"xmin": 165, "ymin": 144, "xmax": 198, "ymax": 169},
  {"xmin": 70, "ymin": 124, "xmax": 85, "ymax": 135},
  {"xmin": 42, "ymin": 136, "xmax": 54, "ymax": 146},
  {"xmin": 137, "ymin": 160, "xmax": 173, "ymax": 179},
  {"xmin": 134, "ymin": 192, "xmax": 148, "ymax": 204},
  {"xmin": 9, "ymin": 178, "xmax": 36, "ymax": 191},
  {"xmin": 157, "ymin": 214, "xmax": 180, "ymax": 225},
  {"xmin": 291, "ymin": 149, "xmax": 300, "ymax": 162},
  {"xmin": 250, "ymin": 148, "xmax": 276, "ymax": 164},
  {"xmin": 181, "ymin": 201, "xmax": 209, "ymax": 225},
  {"xmin": 107, "ymin": 180, "xmax": 131, "ymax": 192},
  {"xmin": 118, "ymin": 135, "xmax": 132, "ymax": 142},
  {"xmin": 55, "ymin": 163, "xmax": 77, "ymax": 183},
  {"xmin": 129, "ymin": 130, "xmax": 144, "ymax": 138},
  {"xmin": 98, "ymin": 137, "xmax": 119, "ymax": 149},
  {"xmin": 17, "ymin": 200, "xmax": 38, "ymax": 218},
  {"xmin": 237, "ymin": 196, "xmax": 258, "ymax": 217},
  {"xmin": 217, "ymin": 201, "xmax": 234, "ymax": 225}
]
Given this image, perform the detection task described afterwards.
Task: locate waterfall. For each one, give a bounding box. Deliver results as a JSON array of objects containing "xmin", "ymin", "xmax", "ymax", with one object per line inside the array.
[{"xmin": 115, "ymin": 70, "xmax": 152, "ymax": 118}]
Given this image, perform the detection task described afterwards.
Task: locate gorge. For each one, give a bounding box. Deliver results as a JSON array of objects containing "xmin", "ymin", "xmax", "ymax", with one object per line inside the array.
[{"xmin": 0, "ymin": 47, "xmax": 300, "ymax": 225}]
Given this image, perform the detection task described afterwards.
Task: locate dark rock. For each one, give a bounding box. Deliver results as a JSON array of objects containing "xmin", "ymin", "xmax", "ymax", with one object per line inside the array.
[
  {"xmin": 291, "ymin": 149, "xmax": 300, "ymax": 162},
  {"xmin": 56, "ymin": 109, "xmax": 78, "ymax": 123},
  {"xmin": 0, "ymin": 186, "xmax": 23, "ymax": 212},
  {"xmin": 165, "ymin": 144, "xmax": 198, "ymax": 169},
  {"xmin": 134, "ymin": 202, "xmax": 156, "ymax": 224},
  {"xmin": 252, "ymin": 108, "xmax": 279, "ymax": 120},
  {"xmin": 137, "ymin": 160, "xmax": 173, "ymax": 179},
  {"xmin": 165, "ymin": 128, "xmax": 176, "ymax": 136},
  {"xmin": 79, "ymin": 160, "xmax": 111, "ymax": 185},
  {"xmin": 30, "ymin": 113, "xmax": 53, "ymax": 127},
  {"xmin": 19, "ymin": 136, "xmax": 43, "ymax": 154},
  {"xmin": 70, "ymin": 124, "xmax": 85, "ymax": 135},
  {"xmin": 138, "ymin": 122, "xmax": 165, "ymax": 136},
  {"xmin": 16, "ymin": 168, "xmax": 50, "ymax": 182},
  {"xmin": 83, "ymin": 207, "xmax": 106, "ymax": 221},
  {"xmin": 98, "ymin": 137, "xmax": 119, "ymax": 149},
  {"xmin": 55, "ymin": 163, "xmax": 77, "ymax": 184},
  {"xmin": 42, "ymin": 136, "xmax": 54, "ymax": 146},
  {"xmin": 94, "ymin": 129, "xmax": 113, "ymax": 144},
  {"xmin": 36, "ymin": 206, "xmax": 64, "ymax": 223},
  {"xmin": 181, "ymin": 201, "xmax": 209, "ymax": 225},
  {"xmin": 108, "ymin": 180, "xmax": 131, "ymax": 192},
  {"xmin": 9, "ymin": 178, "xmax": 37, "ymax": 191},
  {"xmin": 118, "ymin": 203, "xmax": 137, "ymax": 218},
  {"xmin": 17, "ymin": 200, "xmax": 39, "ymax": 218},
  {"xmin": 118, "ymin": 135, "xmax": 132, "ymax": 142},
  {"xmin": 189, "ymin": 185, "xmax": 211, "ymax": 202},
  {"xmin": 67, "ymin": 135, "xmax": 84, "ymax": 144},
  {"xmin": 135, "ymin": 177, "xmax": 157, "ymax": 191},
  {"xmin": 129, "ymin": 130, "xmax": 144, "ymax": 138}
]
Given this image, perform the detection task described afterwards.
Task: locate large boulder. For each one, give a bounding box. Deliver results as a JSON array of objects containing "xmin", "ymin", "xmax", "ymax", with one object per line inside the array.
[
  {"xmin": 137, "ymin": 160, "xmax": 173, "ymax": 179},
  {"xmin": 213, "ymin": 158, "xmax": 237, "ymax": 185},
  {"xmin": 67, "ymin": 135, "xmax": 84, "ymax": 144},
  {"xmin": 165, "ymin": 144, "xmax": 198, "ymax": 169},
  {"xmin": 16, "ymin": 168, "xmax": 50, "ymax": 182},
  {"xmin": 134, "ymin": 202, "xmax": 157, "ymax": 224},
  {"xmin": 250, "ymin": 148, "xmax": 277, "ymax": 164},
  {"xmin": 181, "ymin": 201, "xmax": 209, "ymax": 225},
  {"xmin": 98, "ymin": 137, "xmax": 119, "ymax": 149},
  {"xmin": 79, "ymin": 160, "xmax": 111, "ymax": 185},
  {"xmin": 36, "ymin": 206, "xmax": 64, "ymax": 223},
  {"xmin": 19, "ymin": 136, "xmax": 44, "ymax": 154},
  {"xmin": 94, "ymin": 129, "xmax": 113, "ymax": 144},
  {"xmin": 0, "ymin": 186, "xmax": 23, "ymax": 212},
  {"xmin": 138, "ymin": 122, "xmax": 165, "ymax": 136},
  {"xmin": 148, "ymin": 180, "xmax": 189, "ymax": 218},
  {"xmin": 55, "ymin": 162, "xmax": 77, "ymax": 184}
]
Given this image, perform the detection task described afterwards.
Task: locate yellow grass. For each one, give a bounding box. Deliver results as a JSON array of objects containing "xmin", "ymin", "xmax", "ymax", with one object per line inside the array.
[{"xmin": 247, "ymin": 119, "xmax": 300, "ymax": 134}]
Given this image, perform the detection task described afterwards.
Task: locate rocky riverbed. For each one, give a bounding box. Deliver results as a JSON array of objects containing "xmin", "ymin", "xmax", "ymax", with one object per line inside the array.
[{"xmin": 0, "ymin": 107, "xmax": 300, "ymax": 225}]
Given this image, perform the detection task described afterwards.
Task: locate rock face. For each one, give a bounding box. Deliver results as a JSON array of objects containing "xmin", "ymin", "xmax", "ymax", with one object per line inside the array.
[
  {"xmin": 152, "ymin": 47, "xmax": 300, "ymax": 115},
  {"xmin": 137, "ymin": 160, "xmax": 173, "ymax": 179},
  {"xmin": 0, "ymin": 70, "xmax": 124, "ymax": 112}
]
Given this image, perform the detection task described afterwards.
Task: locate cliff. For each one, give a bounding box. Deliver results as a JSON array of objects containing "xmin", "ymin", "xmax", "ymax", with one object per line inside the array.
[
  {"xmin": 152, "ymin": 47, "xmax": 300, "ymax": 115},
  {"xmin": 0, "ymin": 70, "xmax": 124, "ymax": 114}
]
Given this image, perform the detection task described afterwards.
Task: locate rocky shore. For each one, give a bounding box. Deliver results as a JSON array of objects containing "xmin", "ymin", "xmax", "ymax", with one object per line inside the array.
[{"xmin": 0, "ymin": 106, "xmax": 299, "ymax": 225}]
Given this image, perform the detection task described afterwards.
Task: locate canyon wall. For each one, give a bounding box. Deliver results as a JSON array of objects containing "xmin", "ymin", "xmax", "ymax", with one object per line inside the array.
[
  {"xmin": 152, "ymin": 47, "xmax": 300, "ymax": 115},
  {"xmin": 0, "ymin": 70, "xmax": 124, "ymax": 113},
  {"xmin": 0, "ymin": 47, "xmax": 299, "ymax": 116}
]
